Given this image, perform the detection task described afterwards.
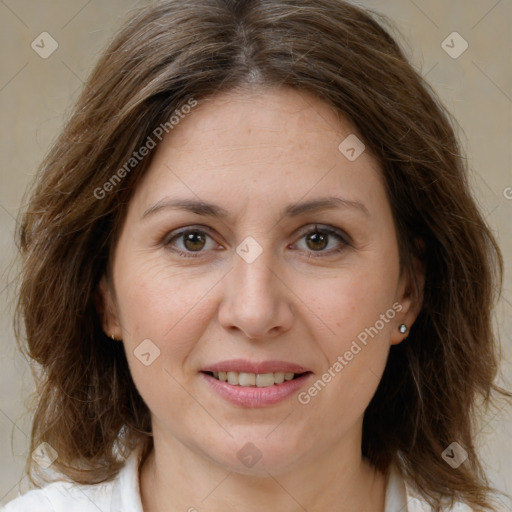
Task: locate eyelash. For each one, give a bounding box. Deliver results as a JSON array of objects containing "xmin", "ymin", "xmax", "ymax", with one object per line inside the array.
[{"xmin": 162, "ymin": 224, "xmax": 350, "ymax": 259}]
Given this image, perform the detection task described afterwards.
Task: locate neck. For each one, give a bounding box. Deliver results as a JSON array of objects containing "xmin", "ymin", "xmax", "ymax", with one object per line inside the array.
[{"xmin": 140, "ymin": 421, "xmax": 387, "ymax": 512}]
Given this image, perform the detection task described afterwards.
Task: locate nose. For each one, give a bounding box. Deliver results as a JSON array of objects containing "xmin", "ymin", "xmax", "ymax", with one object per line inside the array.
[{"xmin": 217, "ymin": 246, "xmax": 295, "ymax": 340}]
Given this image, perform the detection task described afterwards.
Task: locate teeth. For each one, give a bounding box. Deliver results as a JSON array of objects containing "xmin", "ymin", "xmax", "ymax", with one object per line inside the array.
[
  {"xmin": 211, "ymin": 371, "xmax": 299, "ymax": 387},
  {"xmin": 274, "ymin": 372, "xmax": 285, "ymax": 384},
  {"xmin": 239, "ymin": 372, "xmax": 256, "ymax": 386},
  {"xmin": 227, "ymin": 371, "xmax": 239, "ymax": 385},
  {"xmin": 256, "ymin": 373, "xmax": 274, "ymax": 387}
]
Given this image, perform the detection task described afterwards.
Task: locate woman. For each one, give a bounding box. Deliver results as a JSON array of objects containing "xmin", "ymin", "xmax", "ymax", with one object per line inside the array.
[{"xmin": 5, "ymin": 0, "xmax": 509, "ymax": 510}]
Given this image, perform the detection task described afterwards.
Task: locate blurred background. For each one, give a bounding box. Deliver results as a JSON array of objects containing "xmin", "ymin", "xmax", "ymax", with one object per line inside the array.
[{"xmin": 0, "ymin": 0, "xmax": 511, "ymax": 507}]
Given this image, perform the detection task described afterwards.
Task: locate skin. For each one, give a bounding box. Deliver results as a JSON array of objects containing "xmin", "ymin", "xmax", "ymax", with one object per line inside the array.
[{"xmin": 99, "ymin": 86, "xmax": 424, "ymax": 512}]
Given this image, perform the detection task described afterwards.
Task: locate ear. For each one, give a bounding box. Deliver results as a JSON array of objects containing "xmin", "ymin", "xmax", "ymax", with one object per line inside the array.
[
  {"xmin": 390, "ymin": 238, "xmax": 426, "ymax": 345},
  {"xmin": 95, "ymin": 275, "xmax": 123, "ymax": 340}
]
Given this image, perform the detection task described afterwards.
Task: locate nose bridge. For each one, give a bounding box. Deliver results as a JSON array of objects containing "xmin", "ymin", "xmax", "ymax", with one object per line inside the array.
[
  {"xmin": 236, "ymin": 247, "xmax": 276, "ymax": 297},
  {"xmin": 218, "ymin": 238, "xmax": 293, "ymax": 338}
]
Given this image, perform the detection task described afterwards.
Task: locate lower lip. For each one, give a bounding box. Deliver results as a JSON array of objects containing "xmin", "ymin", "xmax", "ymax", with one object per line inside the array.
[{"xmin": 200, "ymin": 372, "xmax": 313, "ymax": 408}]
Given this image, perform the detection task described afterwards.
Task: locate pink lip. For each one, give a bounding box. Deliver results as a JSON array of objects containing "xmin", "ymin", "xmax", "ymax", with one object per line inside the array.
[
  {"xmin": 199, "ymin": 360, "xmax": 313, "ymax": 408},
  {"xmin": 201, "ymin": 359, "xmax": 310, "ymax": 374}
]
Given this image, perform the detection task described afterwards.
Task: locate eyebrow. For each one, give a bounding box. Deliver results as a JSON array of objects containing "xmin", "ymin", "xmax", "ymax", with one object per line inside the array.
[{"xmin": 141, "ymin": 195, "xmax": 369, "ymax": 221}]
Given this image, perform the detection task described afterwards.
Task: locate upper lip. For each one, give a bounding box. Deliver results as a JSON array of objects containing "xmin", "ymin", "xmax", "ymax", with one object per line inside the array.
[{"xmin": 201, "ymin": 359, "xmax": 311, "ymax": 374}]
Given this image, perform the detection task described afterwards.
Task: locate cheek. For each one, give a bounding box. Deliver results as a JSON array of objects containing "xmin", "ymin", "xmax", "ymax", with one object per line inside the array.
[
  {"xmin": 113, "ymin": 257, "xmax": 219, "ymax": 391},
  {"xmin": 298, "ymin": 264, "xmax": 399, "ymax": 354},
  {"xmin": 294, "ymin": 263, "xmax": 399, "ymax": 417},
  {"xmin": 114, "ymin": 262, "xmax": 215, "ymax": 416},
  {"xmin": 294, "ymin": 264, "xmax": 399, "ymax": 430},
  {"xmin": 114, "ymin": 253, "xmax": 216, "ymax": 336}
]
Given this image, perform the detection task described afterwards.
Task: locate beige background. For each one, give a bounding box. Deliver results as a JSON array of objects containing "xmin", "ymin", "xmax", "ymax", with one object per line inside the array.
[{"xmin": 1, "ymin": 0, "xmax": 511, "ymax": 507}]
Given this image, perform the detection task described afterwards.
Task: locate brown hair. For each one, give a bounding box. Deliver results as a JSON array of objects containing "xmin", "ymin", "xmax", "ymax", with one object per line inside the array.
[{"xmin": 15, "ymin": 0, "xmax": 509, "ymax": 509}]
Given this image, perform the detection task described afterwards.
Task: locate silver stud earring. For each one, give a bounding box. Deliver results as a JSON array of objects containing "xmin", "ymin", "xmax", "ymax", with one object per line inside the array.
[
  {"xmin": 110, "ymin": 333, "xmax": 116, "ymax": 340},
  {"xmin": 398, "ymin": 324, "xmax": 408, "ymax": 334}
]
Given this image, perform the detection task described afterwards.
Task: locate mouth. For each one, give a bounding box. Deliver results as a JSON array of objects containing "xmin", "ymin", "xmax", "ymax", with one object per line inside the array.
[
  {"xmin": 199, "ymin": 360, "xmax": 313, "ymax": 406},
  {"xmin": 201, "ymin": 370, "xmax": 309, "ymax": 387}
]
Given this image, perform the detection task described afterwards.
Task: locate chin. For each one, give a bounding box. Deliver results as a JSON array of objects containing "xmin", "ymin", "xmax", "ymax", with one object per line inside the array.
[{"xmin": 202, "ymin": 435, "xmax": 308, "ymax": 477}]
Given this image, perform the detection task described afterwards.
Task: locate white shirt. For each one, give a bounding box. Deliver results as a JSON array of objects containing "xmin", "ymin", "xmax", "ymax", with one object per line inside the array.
[{"xmin": 2, "ymin": 446, "xmax": 472, "ymax": 512}]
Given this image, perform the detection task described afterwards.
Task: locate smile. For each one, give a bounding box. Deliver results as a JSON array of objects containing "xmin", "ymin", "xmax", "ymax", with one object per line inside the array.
[{"xmin": 199, "ymin": 361, "xmax": 313, "ymax": 407}]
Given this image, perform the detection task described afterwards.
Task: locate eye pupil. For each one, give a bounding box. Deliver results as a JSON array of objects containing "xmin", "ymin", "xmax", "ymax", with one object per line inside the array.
[
  {"xmin": 183, "ymin": 231, "xmax": 205, "ymax": 251},
  {"xmin": 306, "ymin": 232, "xmax": 328, "ymax": 251}
]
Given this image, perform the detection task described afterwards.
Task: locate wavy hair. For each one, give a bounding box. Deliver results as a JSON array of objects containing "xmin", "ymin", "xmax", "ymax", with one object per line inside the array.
[{"xmin": 15, "ymin": 0, "xmax": 509, "ymax": 510}]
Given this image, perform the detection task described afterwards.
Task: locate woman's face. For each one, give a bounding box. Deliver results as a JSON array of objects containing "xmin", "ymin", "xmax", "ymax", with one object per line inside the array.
[{"xmin": 100, "ymin": 87, "xmax": 422, "ymax": 475}]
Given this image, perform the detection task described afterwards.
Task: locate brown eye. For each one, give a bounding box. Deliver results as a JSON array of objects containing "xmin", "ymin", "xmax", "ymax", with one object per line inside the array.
[
  {"xmin": 294, "ymin": 224, "xmax": 349, "ymax": 257},
  {"xmin": 181, "ymin": 231, "xmax": 206, "ymax": 251},
  {"xmin": 164, "ymin": 227, "xmax": 218, "ymax": 257},
  {"xmin": 305, "ymin": 231, "xmax": 329, "ymax": 251}
]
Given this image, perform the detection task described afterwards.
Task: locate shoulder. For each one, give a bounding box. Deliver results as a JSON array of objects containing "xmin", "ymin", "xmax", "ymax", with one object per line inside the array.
[
  {"xmin": 2, "ymin": 479, "xmax": 115, "ymax": 512},
  {"xmin": 2, "ymin": 487, "xmax": 53, "ymax": 512},
  {"xmin": 2, "ymin": 444, "xmax": 145, "ymax": 512},
  {"xmin": 405, "ymin": 481, "xmax": 473, "ymax": 511},
  {"xmin": 386, "ymin": 462, "xmax": 472, "ymax": 511},
  {"xmin": 406, "ymin": 495, "xmax": 474, "ymax": 511}
]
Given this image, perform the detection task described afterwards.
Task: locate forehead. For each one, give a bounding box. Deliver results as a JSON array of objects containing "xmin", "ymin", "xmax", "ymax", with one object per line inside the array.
[
  {"xmin": 164, "ymin": 87, "xmax": 355, "ymax": 155},
  {"xmin": 128, "ymin": 86, "xmax": 386, "ymax": 220}
]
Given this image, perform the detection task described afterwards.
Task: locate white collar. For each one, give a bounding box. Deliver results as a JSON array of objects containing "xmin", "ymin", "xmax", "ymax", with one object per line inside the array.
[
  {"xmin": 385, "ymin": 462, "xmax": 409, "ymax": 511},
  {"xmin": 110, "ymin": 444, "xmax": 145, "ymax": 512}
]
